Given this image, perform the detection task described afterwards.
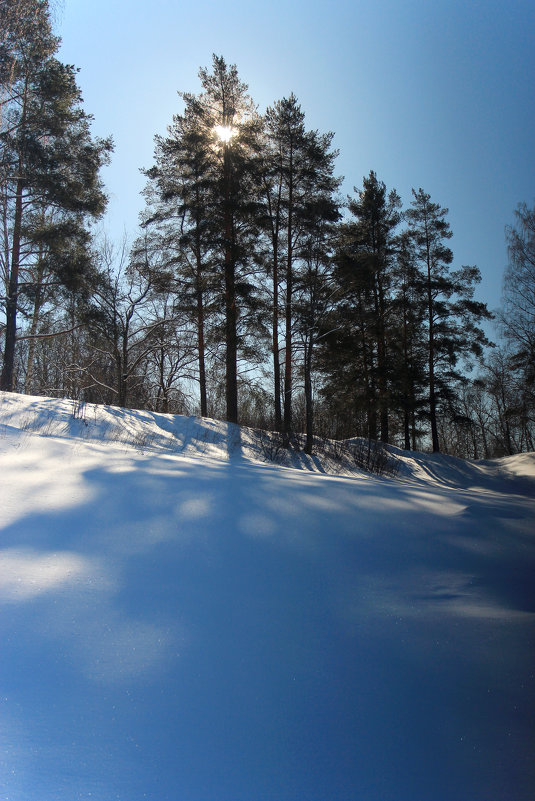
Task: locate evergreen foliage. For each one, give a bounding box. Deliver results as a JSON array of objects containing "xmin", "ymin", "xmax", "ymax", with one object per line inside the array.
[
  {"xmin": 405, "ymin": 188, "xmax": 492, "ymax": 451},
  {"xmin": 0, "ymin": 0, "xmax": 112, "ymax": 390},
  {"xmin": 501, "ymin": 202, "xmax": 535, "ymax": 394},
  {"xmin": 263, "ymin": 94, "xmax": 340, "ymax": 440},
  {"xmin": 142, "ymin": 55, "xmax": 264, "ymax": 424},
  {"xmin": 322, "ymin": 171, "xmax": 401, "ymax": 443}
]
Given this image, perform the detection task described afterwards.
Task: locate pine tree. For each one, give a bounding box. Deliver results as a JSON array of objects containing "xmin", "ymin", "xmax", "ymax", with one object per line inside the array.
[
  {"xmin": 0, "ymin": 0, "xmax": 111, "ymax": 391},
  {"xmin": 197, "ymin": 56, "xmax": 264, "ymax": 423},
  {"xmin": 406, "ymin": 188, "xmax": 491, "ymax": 451},
  {"xmin": 325, "ymin": 172, "xmax": 400, "ymax": 442},
  {"xmin": 141, "ymin": 102, "xmax": 218, "ymax": 417},
  {"xmin": 390, "ymin": 229, "xmax": 427, "ymax": 450},
  {"xmin": 142, "ymin": 56, "xmax": 267, "ymax": 424},
  {"xmin": 263, "ymin": 95, "xmax": 307, "ymax": 435},
  {"xmin": 346, "ymin": 172, "xmax": 401, "ymax": 442},
  {"xmin": 501, "ymin": 201, "xmax": 535, "ymax": 402},
  {"xmin": 294, "ymin": 213, "xmax": 338, "ymax": 453},
  {"xmin": 183, "ymin": 57, "xmax": 265, "ymax": 422},
  {"xmin": 263, "ymin": 95, "xmax": 340, "ymax": 440}
]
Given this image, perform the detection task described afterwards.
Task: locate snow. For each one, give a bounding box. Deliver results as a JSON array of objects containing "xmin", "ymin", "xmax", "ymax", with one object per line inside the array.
[{"xmin": 1, "ymin": 391, "xmax": 534, "ymax": 801}]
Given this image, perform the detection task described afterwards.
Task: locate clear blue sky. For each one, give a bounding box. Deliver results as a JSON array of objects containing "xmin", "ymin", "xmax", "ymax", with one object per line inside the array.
[{"xmin": 57, "ymin": 0, "xmax": 534, "ymax": 317}]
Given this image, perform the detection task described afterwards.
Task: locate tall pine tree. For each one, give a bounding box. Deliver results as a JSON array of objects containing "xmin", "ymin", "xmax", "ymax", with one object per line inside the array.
[
  {"xmin": 141, "ymin": 101, "xmax": 218, "ymax": 417},
  {"xmin": 191, "ymin": 56, "xmax": 264, "ymax": 423},
  {"xmin": 0, "ymin": 0, "xmax": 111, "ymax": 391},
  {"xmin": 325, "ymin": 172, "xmax": 400, "ymax": 441},
  {"xmin": 263, "ymin": 95, "xmax": 340, "ymax": 439},
  {"xmin": 406, "ymin": 188, "xmax": 491, "ymax": 451}
]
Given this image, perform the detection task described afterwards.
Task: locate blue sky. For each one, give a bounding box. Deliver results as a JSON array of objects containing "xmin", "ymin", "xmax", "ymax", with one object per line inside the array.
[{"xmin": 57, "ymin": 0, "xmax": 534, "ymax": 318}]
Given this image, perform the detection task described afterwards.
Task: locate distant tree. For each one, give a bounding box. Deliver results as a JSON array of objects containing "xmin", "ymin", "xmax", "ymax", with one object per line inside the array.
[
  {"xmin": 142, "ymin": 292, "xmax": 197, "ymax": 414},
  {"xmin": 20, "ymin": 210, "xmax": 98, "ymax": 393},
  {"xmin": 87, "ymin": 237, "xmax": 168, "ymax": 409},
  {"xmin": 500, "ymin": 201, "xmax": 535, "ymax": 411},
  {"xmin": 406, "ymin": 188, "xmax": 492, "ymax": 451},
  {"xmin": 0, "ymin": 0, "xmax": 111, "ymax": 391},
  {"xmin": 481, "ymin": 348, "xmax": 522, "ymax": 455}
]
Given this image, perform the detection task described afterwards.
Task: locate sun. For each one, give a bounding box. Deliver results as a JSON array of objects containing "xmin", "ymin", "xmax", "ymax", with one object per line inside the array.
[{"xmin": 214, "ymin": 125, "xmax": 236, "ymax": 143}]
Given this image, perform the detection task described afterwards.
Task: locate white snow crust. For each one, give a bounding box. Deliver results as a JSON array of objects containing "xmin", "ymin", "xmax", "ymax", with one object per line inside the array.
[{"xmin": 1, "ymin": 392, "xmax": 534, "ymax": 800}]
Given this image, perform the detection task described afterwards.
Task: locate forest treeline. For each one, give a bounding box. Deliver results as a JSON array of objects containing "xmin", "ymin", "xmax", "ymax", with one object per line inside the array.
[{"xmin": 1, "ymin": 1, "xmax": 534, "ymax": 458}]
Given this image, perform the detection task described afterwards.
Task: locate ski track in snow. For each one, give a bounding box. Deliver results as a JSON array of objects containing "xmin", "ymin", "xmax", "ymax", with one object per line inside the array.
[{"xmin": 0, "ymin": 392, "xmax": 534, "ymax": 801}]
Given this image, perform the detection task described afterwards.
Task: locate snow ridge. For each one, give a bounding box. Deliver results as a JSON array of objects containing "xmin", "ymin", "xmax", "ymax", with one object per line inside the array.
[{"xmin": 1, "ymin": 391, "xmax": 534, "ymax": 801}]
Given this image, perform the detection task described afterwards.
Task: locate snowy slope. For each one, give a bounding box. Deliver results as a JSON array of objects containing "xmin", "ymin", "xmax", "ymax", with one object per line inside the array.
[{"xmin": 1, "ymin": 392, "xmax": 534, "ymax": 801}]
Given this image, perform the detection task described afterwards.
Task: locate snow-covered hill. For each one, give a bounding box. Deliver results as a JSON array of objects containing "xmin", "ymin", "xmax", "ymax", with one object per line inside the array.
[{"xmin": 1, "ymin": 392, "xmax": 534, "ymax": 801}]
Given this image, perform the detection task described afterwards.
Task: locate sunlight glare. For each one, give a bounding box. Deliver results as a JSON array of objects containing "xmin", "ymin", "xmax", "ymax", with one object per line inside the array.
[{"xmin": 214, "ymin": 124, "xmax": 236, "ymax": 143}]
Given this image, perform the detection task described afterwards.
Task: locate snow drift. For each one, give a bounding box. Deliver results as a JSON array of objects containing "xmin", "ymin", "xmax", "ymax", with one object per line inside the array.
[{"xmin": 1, "ymin": 392, "xmax": 534, "ymax": 801}]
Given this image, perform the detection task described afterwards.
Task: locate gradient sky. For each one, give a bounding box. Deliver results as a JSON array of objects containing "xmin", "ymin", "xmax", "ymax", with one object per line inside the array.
[{"xmin": 57, "ymin": 0, "xmax": 534, "ymax": 319}]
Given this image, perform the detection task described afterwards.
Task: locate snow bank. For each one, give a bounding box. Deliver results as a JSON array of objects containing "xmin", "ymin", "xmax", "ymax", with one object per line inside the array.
[{"xmin": 1, "ymin": 392, "xmax": 534, "ymax": 801}]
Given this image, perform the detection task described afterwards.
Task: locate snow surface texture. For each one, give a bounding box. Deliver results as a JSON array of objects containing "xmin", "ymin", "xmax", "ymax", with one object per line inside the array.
[{"xmin": 1, "ymin": 392, "xmax": 534, "ymax": 801}]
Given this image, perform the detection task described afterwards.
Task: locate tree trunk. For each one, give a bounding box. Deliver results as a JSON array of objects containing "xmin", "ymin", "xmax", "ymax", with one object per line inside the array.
[
  {"xmin": 118, "ymin": 361, "xmax": 128, "ymax": 408},
  {"xmin": 428, "ymin": 307, "xmax": 439, "ymax": 452},
  {"xmin": 117, "ymin": 329, "xmax": 128, "ymax": 408},
  {"xmin": 403, "ymin": 409, "xmax": 411, "ymax": 451},
  {"xmin": 195, "ymin": 275, "xmax": 207, "ymax": 418},
  {"xmin": 1, "ymin": 173, "xmax": 24, "ymax": 391},
  {"xmin": 24, "ymin": 256, "xmax": 45, "ymax": 394},
  {"xmin": 374, "ymin": 275, "xmax": 389, "ymax": 443},
  {"xmin": 194, "ymin": 213, "xmax": 208, "ymax": 418},
  {"xmin": 425, "ymin": 231, "xmax": 440, "ymax": 452},
  {"xmin": 411, "ymin": 410, "xmax": 417, "ymax": 451},
  {"xmin": 401, "ymin": 309, "xmax": 411, "ymax": 451},
  {"xmin": 358, "ymin": 295, "xmax": 376, "ymax": 441},
  {"xmin": 304, "ymin": 338, "xmax": 314, "ymax": 455},
  {"xmin": 265, "ymin": 176, "xmax": 283, "ymax": 432},
  {"xmin": 272, "ymin": 245, "xmax": 282, "ymax": 431},
  {"xmin": 283, "ymin": 149, "xmax": 293, "ymax": 443},
  {"xmin": 223, "ymin": 145, "xmax": 238, "ymax": 424}
]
